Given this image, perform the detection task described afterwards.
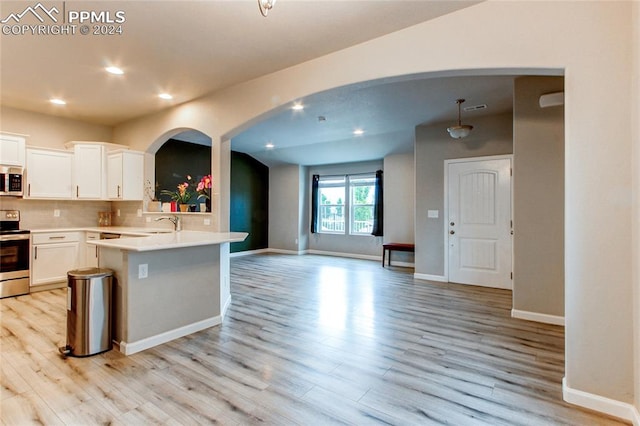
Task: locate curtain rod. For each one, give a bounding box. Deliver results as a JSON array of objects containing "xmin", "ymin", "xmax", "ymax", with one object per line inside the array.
[{"xmin": 318, "ymin": 171, "xmax": 379, "ymax": 179}]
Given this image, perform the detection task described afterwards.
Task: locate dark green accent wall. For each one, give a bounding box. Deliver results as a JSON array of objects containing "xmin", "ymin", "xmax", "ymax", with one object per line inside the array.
[
  {"xmin": 231, "ymin": 151, "xmax": 269, "ymax": 253},
  {"xmin": 155, "ymin": 139, "xmax": 211, "ymax": 206}
]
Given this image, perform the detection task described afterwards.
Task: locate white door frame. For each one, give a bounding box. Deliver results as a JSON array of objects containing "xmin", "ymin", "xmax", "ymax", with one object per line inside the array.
[{"xmin": 443, "ymin": 154, "xmax": 513, "ymax": 284}]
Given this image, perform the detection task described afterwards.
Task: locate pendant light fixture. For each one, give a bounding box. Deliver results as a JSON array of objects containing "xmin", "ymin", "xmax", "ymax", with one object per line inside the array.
[
  {"xmin": 447, "ymin": 98, "xmax": 473, "ymax": 139},
  {"xmin": 258, "ymin": 0, "xmax": 276, "ymax": 17}
]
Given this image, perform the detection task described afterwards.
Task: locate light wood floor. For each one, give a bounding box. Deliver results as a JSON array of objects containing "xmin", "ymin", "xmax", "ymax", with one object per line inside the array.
[{"xmin": 1, "ymin": 253, "xmax": 629, "ymax": 425}]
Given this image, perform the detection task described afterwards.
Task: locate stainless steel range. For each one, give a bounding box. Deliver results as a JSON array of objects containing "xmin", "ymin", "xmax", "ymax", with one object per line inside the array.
[{"xmin": 0, "ymin": 210, "xmax": 30, "ymax": 298}]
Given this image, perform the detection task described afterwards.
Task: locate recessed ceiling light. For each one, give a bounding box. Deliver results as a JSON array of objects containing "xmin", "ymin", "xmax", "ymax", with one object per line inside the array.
[
  {"xmin": 50, "ymin": 98, "xmax": 66, "ymax": 105},
  {"xmin": 353, "ymin": 129, "xmax": 364, "ymax": 136},
  {"xmin": 158, "ymin": 93, "xmax": 173, "ymax": 100},
  {"xmin": 105, "ymin": 66, "xmax": 124, "ymax": 75},
  {"xmin": 291, "ymin": 103, "xmax": 304, "ymax": 111},
  {"xmin": 265, "ymin": 142, "xmax": 275, "ymax": 149}
]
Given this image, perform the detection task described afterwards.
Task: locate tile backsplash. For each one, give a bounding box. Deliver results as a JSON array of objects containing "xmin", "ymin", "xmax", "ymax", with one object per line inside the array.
[
  {"xmin": 0, "ymin": 198, "xmax": 217, "ymax": 231},
  {"xmin": 0, "ymin": 198, "xmax": 114, "ymax": 230}
]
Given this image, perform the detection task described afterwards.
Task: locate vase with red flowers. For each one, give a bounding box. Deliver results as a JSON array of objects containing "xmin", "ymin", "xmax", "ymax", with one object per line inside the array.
[{"xmin": 197, "ymin": 174, "xmax": 212, "ymax": 212}]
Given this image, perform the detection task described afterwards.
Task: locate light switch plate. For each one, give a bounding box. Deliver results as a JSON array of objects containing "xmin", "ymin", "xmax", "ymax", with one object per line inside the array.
[
  {"xmin": 428, "ymin": 210, "xmax": 439, "ymax": 218},
  {"xmin": 138, "ymin": 264, "xmax": 148, "ymax": 279}
]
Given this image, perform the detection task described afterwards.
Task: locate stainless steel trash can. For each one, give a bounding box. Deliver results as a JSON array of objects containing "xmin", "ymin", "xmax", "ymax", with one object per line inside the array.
[{"xmin": 62, "ymin": 267, "xmax": 113, "ymax": 357}]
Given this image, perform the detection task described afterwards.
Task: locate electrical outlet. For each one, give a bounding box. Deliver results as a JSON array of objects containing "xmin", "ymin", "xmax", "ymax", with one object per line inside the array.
[
  {"xmin": 138, "ymin": 264, "xmax": 148, "ymax": 279},
  {"xmin": 53, "ymin": 209, "xmax": 60, "ymax": 217},
  {"xmin": 136, "ymin": 209, "xmax": 142, "ymax": 217},
  {"xmin": 145, "ymin": 216, "xmax": 151, "ymax": 223},
  {"xmin": 204, "ymin": 218, "xmax": 211, "ymax": 226},
  {"xmin": 117, "ymin": 209, "xmax": 121, "ymax": 217}
]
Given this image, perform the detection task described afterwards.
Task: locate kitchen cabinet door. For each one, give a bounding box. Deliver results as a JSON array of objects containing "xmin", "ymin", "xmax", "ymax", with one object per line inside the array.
[
  {"xmin": 107, "ymin": 150, "xmax": 144, "ymax": 200},
  {"xmin": 73, "ymin": 144, "xmax": 105, "ymax": 199},
  {"xmin": 84, "ymin": 232, "xmax": 100, "ymax": 267},
  {"xmin": 31, "ymin": 241, "xmax": 79, "ymax": 287},
  {"xmin": 0, "ymin": 133, "xmax": 26, "ymax": 166},
  {"xmin": 25, "ymin": 148, "xmax": 73, "ymax": 199}
]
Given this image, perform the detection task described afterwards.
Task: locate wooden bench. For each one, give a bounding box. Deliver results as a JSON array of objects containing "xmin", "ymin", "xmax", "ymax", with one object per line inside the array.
[{"xmin": 382, "ymin": 243, "xmax": 415, "ymax": 267}]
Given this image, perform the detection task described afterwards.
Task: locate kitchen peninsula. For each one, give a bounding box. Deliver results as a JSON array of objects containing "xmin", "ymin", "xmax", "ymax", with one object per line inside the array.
[{"xmin": 92, "ymin": 231, "xmax": 248, "ymax": 355}]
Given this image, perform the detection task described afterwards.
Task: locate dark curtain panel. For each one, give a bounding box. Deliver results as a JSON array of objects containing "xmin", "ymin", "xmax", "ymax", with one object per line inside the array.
[
  {"xmin": 372, "ymin": 169, "xmax": 384, "ymax": 236},
  {"xmin": 310, "ymin": 174, "xmax": 320, "ymax": 233}
]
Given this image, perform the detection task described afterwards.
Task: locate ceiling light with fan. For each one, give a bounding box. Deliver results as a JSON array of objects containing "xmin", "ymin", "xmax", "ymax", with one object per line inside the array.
[{"xmin": 447, "ymin": 98, "xmax": 473, "ymax": 139}]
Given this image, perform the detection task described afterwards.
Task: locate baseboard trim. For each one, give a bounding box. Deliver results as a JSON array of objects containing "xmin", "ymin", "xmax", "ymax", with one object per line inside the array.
[
  {"xmin": 387, "ymin": 261, "xmax": 415, "ymax": 268},
  {"xmin": 119, "ymin": 316, "xmax": 221, "ymax": 356},
  {"xmin": 221, "ymin": 295, "xmax": 232, "ymax": 320},
  {"xmin": 511, "ymin": 309, "xmax": 565, "ymax": 326},
  {"xmin": 230, "ymin": 248, "xmax": 269, "ymax": 257},
  {"xmin": 306, "ymin": 249, "xmax": 379, "ymax": 262},
  {"xmin": 233, "ymin": 248, "xmax": 384, "ymax": 260},
  {"xmin": 414, "ymin": 273, "xmax": 447, "ymax": 283},
  {"xmin": 563, "ymin": 377, "xmax": 639, "ymax": 424},
  {"xmin": 267, "ymin": 248, "xmax": 307, "ymax": 255}
]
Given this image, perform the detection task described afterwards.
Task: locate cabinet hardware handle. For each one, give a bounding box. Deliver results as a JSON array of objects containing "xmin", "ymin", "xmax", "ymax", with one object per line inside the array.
[
  {"xmin": 28, "ymin": 183, "xmax": 31, "ymax": 196},
  {"xmin": 76, "ymin": 186, "xmax": 79, "ymax": 197},
  {"xmin": 34, "ymin": 246, "xmax": 37, "ymax": 259},
  {"xmin": 49, "ymin": 236, "xmax": 65, "ymax": 240},
  {"xmin": 118, "ymin": 185, "xmax": 121, "ymax": 198}
]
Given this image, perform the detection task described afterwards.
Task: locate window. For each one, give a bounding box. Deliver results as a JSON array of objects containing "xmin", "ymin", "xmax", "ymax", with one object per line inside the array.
[
  {"xmin": 318, "ymin": 176, "xmax": 345, "ymax": 233},
  {"xmin": 316, "ymin": 174, "xmax": 376, "ymax": 235},
  {"xmin": 349, "ymin": 175, "xmax": 375, "ymax": 235}
]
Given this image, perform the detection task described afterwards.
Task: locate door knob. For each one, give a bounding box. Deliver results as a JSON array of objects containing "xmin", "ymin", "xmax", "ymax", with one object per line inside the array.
[{"xmin": 450, "ymin": 230, "xmax": 455, "ymax": 235}]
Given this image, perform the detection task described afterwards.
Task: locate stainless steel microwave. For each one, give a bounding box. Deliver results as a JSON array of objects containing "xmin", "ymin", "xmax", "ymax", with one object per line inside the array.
[{"xmin": 0, "ymin": 166, "xmax": 23, "ymax": 196}]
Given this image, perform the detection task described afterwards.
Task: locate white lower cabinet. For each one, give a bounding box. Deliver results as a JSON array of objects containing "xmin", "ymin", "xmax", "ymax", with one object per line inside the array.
[
  {"xmin": 84, "ymin": 232, "xmax": 100, "ymax": 267},
  {"xmin": 31, "ymin": 232, "xmax": 80, "ymax": 288}
]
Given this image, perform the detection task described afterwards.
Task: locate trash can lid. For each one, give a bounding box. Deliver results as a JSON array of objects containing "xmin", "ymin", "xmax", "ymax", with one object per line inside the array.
[{"xmin": 67, "ymin": 267, "xmax": 113, "ymax": 278}]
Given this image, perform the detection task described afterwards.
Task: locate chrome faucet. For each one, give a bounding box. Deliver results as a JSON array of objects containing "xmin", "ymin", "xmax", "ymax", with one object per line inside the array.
[{"xmin": 155, "ymin": 215, "xmax": 181, "ymax": 231}]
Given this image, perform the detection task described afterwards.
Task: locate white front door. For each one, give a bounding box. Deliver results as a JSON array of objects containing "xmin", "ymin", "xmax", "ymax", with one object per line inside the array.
[{"xmin": 447, "ymin": 156, "xmax": 512, "ymax": 289}]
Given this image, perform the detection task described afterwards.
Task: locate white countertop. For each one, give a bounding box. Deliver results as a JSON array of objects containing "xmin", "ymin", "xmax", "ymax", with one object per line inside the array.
[
  {"xmin": 89, "ymin": 231, "xmax": 248, "ymax": 252},
  {"xmin": 30, "ymin": 227, "xmax": 172, "ymax": 236}
]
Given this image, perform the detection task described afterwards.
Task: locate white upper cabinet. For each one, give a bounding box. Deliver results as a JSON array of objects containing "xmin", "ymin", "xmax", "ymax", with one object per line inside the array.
[
  {"xmin": 72, "ymin": 143, "xmax": 105, "ymax": 199},
  {"xmin": 25, "ymin": 147, "xmax": 73, "ymax": 199},
  {"xmin": 23, "ymin": 141, "xmax": 143, "ymax": 201},
  {"xmin": 0, "ymin": 133, "xmax": 26, "ymax": 166},
  {"xmin": 107, "ymin": 150, "xmax": 144, "ymax": 200}
]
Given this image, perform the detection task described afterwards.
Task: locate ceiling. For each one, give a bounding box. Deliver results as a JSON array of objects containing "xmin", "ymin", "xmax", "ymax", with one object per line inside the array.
[
  {"xmin": 0, "ymin": 0, "xmax": 521, "ymax": 167},
  {"xmin": 231, "ymin": 74, "xmax": 516, "ymax": 166}
]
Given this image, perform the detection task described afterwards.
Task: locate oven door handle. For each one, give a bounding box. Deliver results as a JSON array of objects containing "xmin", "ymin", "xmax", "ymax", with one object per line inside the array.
[{"xmin": 0, "ymin": 234, "xmax": 30, "ymax": 241}]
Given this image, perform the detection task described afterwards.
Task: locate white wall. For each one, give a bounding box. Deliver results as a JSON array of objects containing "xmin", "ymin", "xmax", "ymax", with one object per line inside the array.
[
  {"xmin": 1, "ymin": 106, "xmax": 113, "ymax": 148},
  {"xmin": 383, "ymin": 153, "xmax": 415, "ymax": 265},
  {"xmin": 298, "ymin": 166, "xmax": 310, "ymax": 252},
  {"xmin": 632, "ymin": 0, "xmax": 640, "ymax": 413},
  {"xmin": 513, "ymin": 77, "xmax": 564, "ymax": 320},
  {"xmin": 110, "ymin": 1, "xmax": 637, "ymax": 414},
  {"xmin": 269, "ymin": 164, "xmax": 303, "ymax": 252}
]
